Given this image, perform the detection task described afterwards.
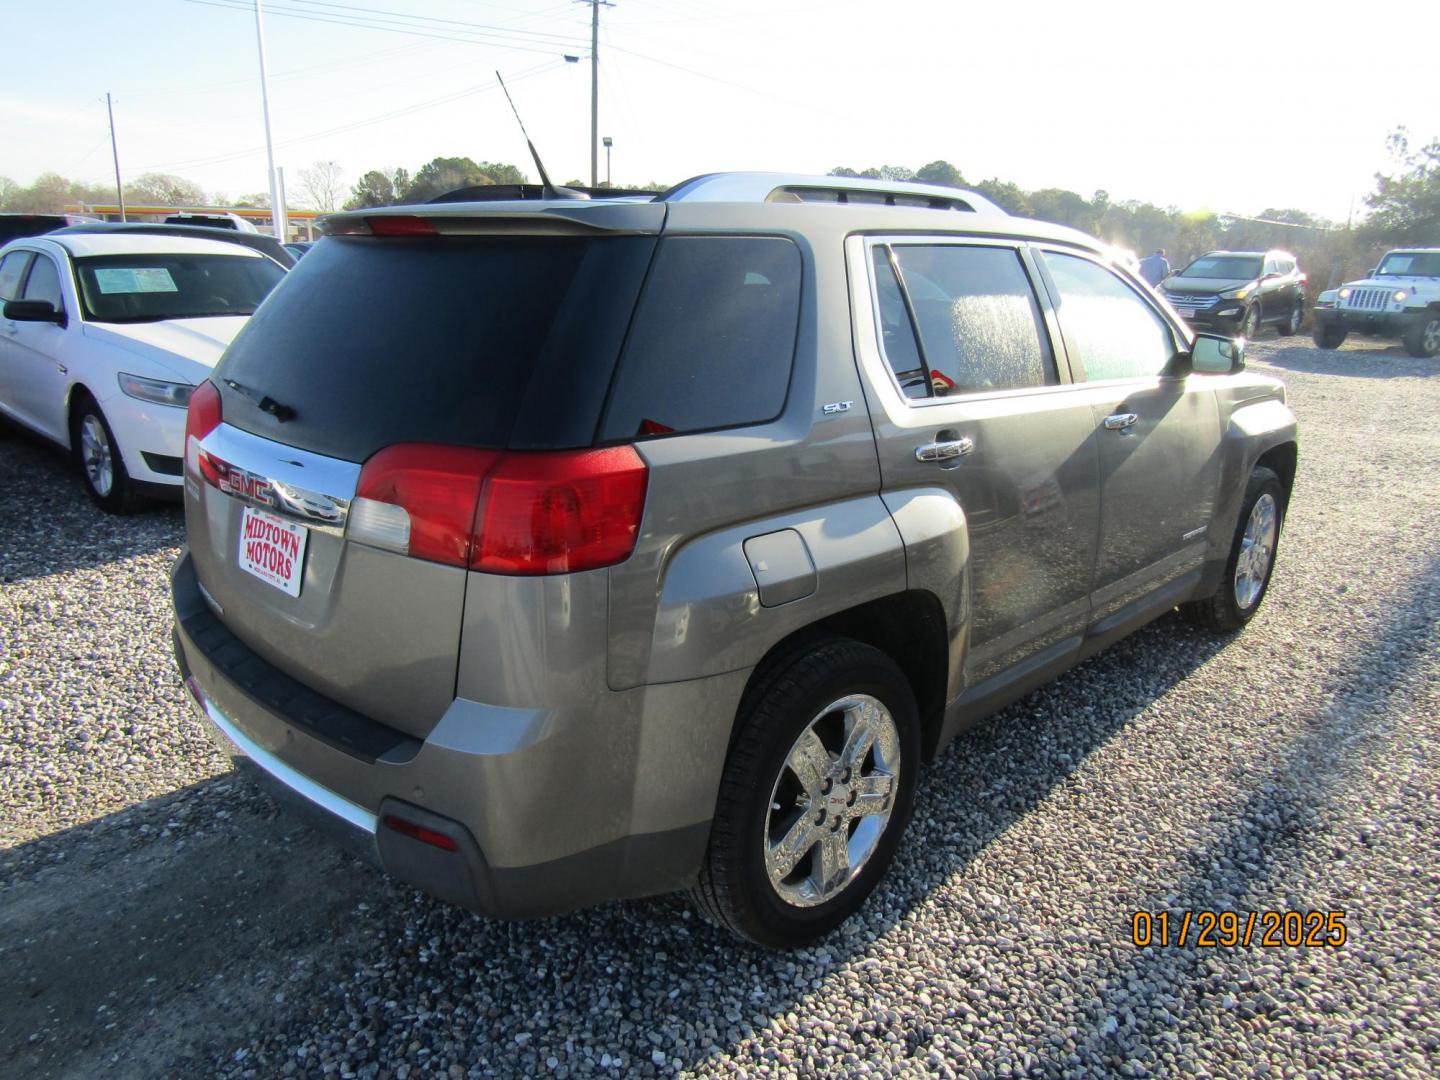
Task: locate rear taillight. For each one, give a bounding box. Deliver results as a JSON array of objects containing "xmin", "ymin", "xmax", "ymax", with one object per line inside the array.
[
  {"xmin": 353, "ymin": 444, "xmax": 498, "ymax": 566},
  {"xmin": 350, "ymin": 444, "xmax": 648, "ymax": 575},
  {"xmin": 185, "ymin": 380, "xmax": 223, "ymax": 482}
]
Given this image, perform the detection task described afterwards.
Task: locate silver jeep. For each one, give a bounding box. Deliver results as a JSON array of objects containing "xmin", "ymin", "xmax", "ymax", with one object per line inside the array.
[{"xmin": 171, "ymin": 172, "xmax": 1297, "ymax": 947}]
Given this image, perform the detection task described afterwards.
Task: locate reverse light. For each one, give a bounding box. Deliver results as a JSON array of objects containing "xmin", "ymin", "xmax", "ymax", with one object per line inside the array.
[{"xmin": 350, "ymin": 444, "xmax": 649, "ymax": 575}]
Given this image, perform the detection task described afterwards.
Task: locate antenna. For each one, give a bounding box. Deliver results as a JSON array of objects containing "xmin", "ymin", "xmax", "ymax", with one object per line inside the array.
[{"xmin": 495, "ymin": 70, "xmax": 575, "ymax": 201}]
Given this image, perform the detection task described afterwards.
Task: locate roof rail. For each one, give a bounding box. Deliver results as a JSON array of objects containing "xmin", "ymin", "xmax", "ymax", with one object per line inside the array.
[{"xmin": 659, "ymin": 172, "xmax": 1005, "ymax": 215}]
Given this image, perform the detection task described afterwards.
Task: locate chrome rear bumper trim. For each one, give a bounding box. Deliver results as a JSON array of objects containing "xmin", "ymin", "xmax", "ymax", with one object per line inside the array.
[{"xmin": 186, "ymin": 677, "xmax": 378, "ymax": 836}]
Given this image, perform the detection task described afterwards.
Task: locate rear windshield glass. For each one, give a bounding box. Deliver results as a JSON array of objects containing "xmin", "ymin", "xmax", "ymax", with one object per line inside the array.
[
  {"xmin": 215, "ymin": 235, "xmax": 657, "ymax": 462},
  {"xmin": 74, "ymin": 253, "xmax": 284, "ymax": 322}
]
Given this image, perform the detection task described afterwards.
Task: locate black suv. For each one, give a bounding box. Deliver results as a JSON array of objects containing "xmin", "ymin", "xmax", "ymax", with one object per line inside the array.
[{"xmin": 1162, "ymin": 250, "xmax": 1306, "ymax": 339}]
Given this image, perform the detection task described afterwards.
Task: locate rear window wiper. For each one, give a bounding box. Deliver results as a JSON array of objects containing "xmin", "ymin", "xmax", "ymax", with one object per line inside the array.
[{"xmin": 224, "ymin": 379, "xmax": 295, "ymax": 422}]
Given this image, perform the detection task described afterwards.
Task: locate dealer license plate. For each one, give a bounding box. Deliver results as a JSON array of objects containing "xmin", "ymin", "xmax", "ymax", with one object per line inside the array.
[
  {"xmin": 238, "ymin": 505, "xmax": 308, "ymax": 597},
  {"xmin": 1175, "ymin": 307, "xmax": 1196, "ymax": 319}
]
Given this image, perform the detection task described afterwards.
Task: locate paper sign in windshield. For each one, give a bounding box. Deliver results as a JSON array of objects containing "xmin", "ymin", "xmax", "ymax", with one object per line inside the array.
[{"xmin": 94, "ymin": 267, "xmax": 179, "ymax": 294}]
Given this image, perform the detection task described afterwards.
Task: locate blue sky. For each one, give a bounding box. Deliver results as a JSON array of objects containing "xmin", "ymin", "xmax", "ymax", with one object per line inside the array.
[{"xmin": 4, "ymin": 0, "xmax": 1438, "ymax": 220}]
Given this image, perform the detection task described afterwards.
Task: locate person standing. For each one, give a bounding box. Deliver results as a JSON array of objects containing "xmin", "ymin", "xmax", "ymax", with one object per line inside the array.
[{"xmin": 1138, "ymin": 248, "xmax": 1171, "ymax": 287}]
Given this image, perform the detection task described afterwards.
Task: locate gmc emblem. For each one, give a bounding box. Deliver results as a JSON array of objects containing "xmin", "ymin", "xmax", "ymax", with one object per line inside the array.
[{"xmin": 220, "ymin": 466, "xmax": 274, "ymax": 506}]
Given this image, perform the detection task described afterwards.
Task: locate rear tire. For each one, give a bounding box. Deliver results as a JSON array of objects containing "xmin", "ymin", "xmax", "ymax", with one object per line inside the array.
[
  {"xmin": 1183, "ymin": 466, "xmax": 1283, "ymax": 632},
  {"xmin": 690, "ymin": 638, "xmax": 921, "ymax": 948},
  {"xmin": 1312, "ymin": 324, "xmax": 1347, "ymax": 349},
  {"xmin": 1402, "ymin": 314, "xmax": 1440, "ymax": 358},
  {"xmin": 1280, "ymin": 301, "xmax": 1303, "ymax": 336},
  {"xmin": 70, "ymin": 397, "xmax": 141, "ymax": 515}
]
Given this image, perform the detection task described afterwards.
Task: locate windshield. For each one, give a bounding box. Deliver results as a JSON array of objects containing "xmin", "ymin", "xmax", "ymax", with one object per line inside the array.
[
  {"xmin": 73, "ymin": 252, "xmax": 285, "ymax": 323},
  {"xmin": 1377, "ymin": 252, "xmax": 1440, "ymax": 277},
  {"xmin": 1178, "ymin": 255, "xmax": 1263, "ymax": 280}
]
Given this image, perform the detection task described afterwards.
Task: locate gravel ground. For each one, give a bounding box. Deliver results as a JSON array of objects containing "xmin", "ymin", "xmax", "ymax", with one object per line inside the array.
[{"xmin": 2, "ymin": 335, "xmax": 1438, "ymax": 1079}]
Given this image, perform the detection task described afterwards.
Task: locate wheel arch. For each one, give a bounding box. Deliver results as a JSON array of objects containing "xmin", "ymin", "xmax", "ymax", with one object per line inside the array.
[
  {"xmin": 1254, "ymin": 440, "xmax": 1298, "ymax": 510},
  {"xmin": 730, "ymin": 589, "xmax": 951, "ymax": 764}
]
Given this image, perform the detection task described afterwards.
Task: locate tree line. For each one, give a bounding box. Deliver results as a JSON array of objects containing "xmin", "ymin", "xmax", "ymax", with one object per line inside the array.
[{"xmin": 5, "ymin": 131, "xmax": 1435, "ymax": 291}]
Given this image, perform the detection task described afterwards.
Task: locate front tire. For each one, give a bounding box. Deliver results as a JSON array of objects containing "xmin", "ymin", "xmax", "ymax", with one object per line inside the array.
[
  {"xmin": 1241, "ymin": 304, "xmax": 1262, "ymax": 340},
  {"xmin": 690, "ymin": 639, "xmax": 921, "ymax": 948},
  {"xmin": 1403, "ymin": 314, "xmax": 1440, "ymax": 358},
  {"xmin": 71, "ymin": 398, "xmax": 140, "ymax": 515},
  {"xmin": 1183, "ymin": 466, "xmax": 1283, "ymax": 632},
  {"xmin": 1313, "ymin": 323, "xmax": 1347, "ymax": 349}
]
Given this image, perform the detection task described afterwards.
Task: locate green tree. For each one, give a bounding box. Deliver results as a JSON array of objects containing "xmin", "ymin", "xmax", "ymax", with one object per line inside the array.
[
  {"xmin": 971, "ymin": 178, "xmax": 1030, "ymax": 216},
  {"xmin": 124, "ymin": 173, "xmax": 206, "ymax": 206},
  {"xmin": 914, "ymin": 160, "xmax": 964, "ymax": 188},
  {"xmin": 1363, "ymin": 129, "xmax": 1440, "ymax": 243},
  {"xmin": 404, "ymin": 156, "xmax": 525, "ymax": 202},
  {"xmin": 344, "ymin": 168, "xmax": 410, "ymax": 209}
]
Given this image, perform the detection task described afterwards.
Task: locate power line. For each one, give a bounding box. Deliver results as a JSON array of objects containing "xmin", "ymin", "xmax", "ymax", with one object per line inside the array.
[
  {"xmin": 182, "ymin": 0, "xmax": 584, "ymax": 55},
  {"xmin": 125, "ymin": 60, "xmax": 561, "ymax": 174}
]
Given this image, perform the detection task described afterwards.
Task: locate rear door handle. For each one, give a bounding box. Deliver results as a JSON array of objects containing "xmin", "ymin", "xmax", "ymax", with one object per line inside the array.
[
  {"xmin": 914, "ymin": 437, "xmax": 974, "ymax": 462},
  {"xmin": 1103, "ymin": 412, "xmax": 1138, "ymax": 431}
]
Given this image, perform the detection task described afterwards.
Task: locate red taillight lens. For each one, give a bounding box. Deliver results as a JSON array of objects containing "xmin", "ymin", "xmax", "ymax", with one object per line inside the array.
[
  {"xmin": 354, "ymin": 444, "xmax": 498, "ymax": 566},
  {"xmin": 185, "ymin": 380, "xmax": 223, "ymax": 484},
  {"xmin": 367, "ymin": 215, "xmax": 438, "ymax": 237},
  {"xmin": 351, "ymin": 443, "xmax": 648, "ymax": 575},
  {"xmin": 186, "ymin": 379, "xmax": 222, "ymax": 444},
  {"xmin": 474, "ymin": 446, "xmax": 648, "ymax": 575},
  {"xmin": 381, "ymin": 814, "xmax": 457, "ymax": 852}
]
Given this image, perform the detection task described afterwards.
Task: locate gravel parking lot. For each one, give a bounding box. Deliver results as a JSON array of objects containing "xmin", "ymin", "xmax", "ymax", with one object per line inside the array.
[{"xmin": 2, "ymin": 336, "xmax": 1438, "ymax": 1079}]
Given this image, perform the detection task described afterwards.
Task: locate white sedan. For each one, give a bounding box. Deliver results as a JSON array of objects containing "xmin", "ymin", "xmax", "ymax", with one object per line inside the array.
[{"xmin": 0, "ymin": 232, "xmax": 285, "ymax": 512}]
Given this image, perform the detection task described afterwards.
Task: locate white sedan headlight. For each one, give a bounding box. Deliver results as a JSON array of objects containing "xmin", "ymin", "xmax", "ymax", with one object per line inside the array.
[{"xmin": 117, "ymin": 372, "xmax": 194, "ymax": 408}]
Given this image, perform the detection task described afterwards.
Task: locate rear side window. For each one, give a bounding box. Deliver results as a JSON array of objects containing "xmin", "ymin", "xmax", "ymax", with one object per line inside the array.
[
  {"xmin": 879, "ymin": 243, "xmax": 1055, "ymax": 398},
  {"xmin": 22, "ymin": 255, "xmax": 64, "ymax": 309},
  {"xmin": 217, "ymin": 235, "xmax": 658, "ymax": 462},
  {"xmin": 0, "ymin": 251, "xmax": 31, "ymax": 300},
  {"xmin": 1041, "ymin": 251, "xmax": 1176, "ymax": 381},
  {"xmin": 601, "ymin": 236, "xmax": 801, "ymax": 440}
]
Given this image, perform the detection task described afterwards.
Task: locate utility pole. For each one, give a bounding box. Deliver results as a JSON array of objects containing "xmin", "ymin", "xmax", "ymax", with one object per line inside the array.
[
  {"xmin": 590, "ymin": 0, "xmax": 599, "ymax": 188},
  {"xmin": 253, "ymin": 0, "xmax": 283, "ymax": 237},
  {"xmin": 581, "ymin": 0, "xmax": 613, "ymax": 189},
  {"xmin": 106, "ymin": 93, "xmax": 126, "ymax": 221}
]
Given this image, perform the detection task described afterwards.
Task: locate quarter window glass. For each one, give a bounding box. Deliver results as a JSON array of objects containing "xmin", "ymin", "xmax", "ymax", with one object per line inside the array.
[
  {"xmin": 22, "ymin": 255, "xmax": 63, "ymax": 309},
  {"xmin": 0, "ymin": 252, "xmax": 31, "ymax": 300},
  {"xmin": 1042, "ymin": 252, "xmax": 1176, "ymax": 381},
  {"xmin": 888, "ymin": 244, "xmax": 1055, "ymax": 397},
  {"xmin": 601, "ymin": 236, "xmax": 801, "ymax": 439},
  {"xmin": 871, "ymin": 249, "xmax": 927, "ymax": 399}
]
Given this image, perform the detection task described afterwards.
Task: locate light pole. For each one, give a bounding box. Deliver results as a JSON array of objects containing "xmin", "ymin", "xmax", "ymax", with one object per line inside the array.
[
  {"xmin": 253, "ymin": 0, "xmax": 284, "ymax": 238},
  {"xmin": 602, "ymin": 136, "xmax": 612, "ymax": 187}
]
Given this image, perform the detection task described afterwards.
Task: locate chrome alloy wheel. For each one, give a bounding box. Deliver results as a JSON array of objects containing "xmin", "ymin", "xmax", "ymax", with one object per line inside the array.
[
  {"xmin": 764, "ymin": 694, "xmax": 901, "ymax": 908},
  {"xmin": 1234, "ymin": 492, "xmax": 1278, "ymax": 610},
  {"xmin": 79, "ymin": 414, "xmax": 114, "ymax": 497}
]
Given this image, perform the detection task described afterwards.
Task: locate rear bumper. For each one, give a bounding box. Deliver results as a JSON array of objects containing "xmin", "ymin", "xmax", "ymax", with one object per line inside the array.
[{"xmin": 171, "ymin": 549, "xmax": 736, "ymax": 918}]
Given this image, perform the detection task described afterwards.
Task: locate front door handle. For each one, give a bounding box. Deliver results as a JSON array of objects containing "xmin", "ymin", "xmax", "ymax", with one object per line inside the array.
[
  {"xmin": 1103, "ymin": 412, "xmax": 1138, "ymax": 431},
  {"xmin": 915, "ymin": 437, "xmax": 974, "ymax": 462}
]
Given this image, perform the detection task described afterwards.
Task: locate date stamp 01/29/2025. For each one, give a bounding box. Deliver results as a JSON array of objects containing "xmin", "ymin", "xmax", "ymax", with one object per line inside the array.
[{"xmin": 1130, "ymin": 910, "xmax": 1348, "ymax": 948}]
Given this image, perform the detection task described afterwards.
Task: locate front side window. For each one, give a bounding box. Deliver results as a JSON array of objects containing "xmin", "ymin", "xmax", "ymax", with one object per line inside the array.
[
  {"xmin": 876, "ymin": 243, "xmax": 1055, "ymax": 399},
  {"xmin": 0, "ymin": 251, "xmax": 32, "ymax": 300},
  {"xmin": 21, "ymin": 255, "xmax": 64, "ymax": 310},
  {"xmin": 601, "ymin": 236, "xmax": 801, "ymax": 439},
  {"xmin": 73, "ymin": 253, "xmax": 285, "ymax": 323},
  {"xmin": 1042, "ymin": 251, "xmax": 1177, "ymax": 382}
]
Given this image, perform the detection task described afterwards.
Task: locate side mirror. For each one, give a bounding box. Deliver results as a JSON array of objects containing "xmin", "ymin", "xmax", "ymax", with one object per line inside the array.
[
  {"xmin": 1183, "ymin": 332, "xmax": 1245, "ymax": 376},
  {"xmin": 4, "ymin": 299, "xmax": 66, "ymax": 327}
]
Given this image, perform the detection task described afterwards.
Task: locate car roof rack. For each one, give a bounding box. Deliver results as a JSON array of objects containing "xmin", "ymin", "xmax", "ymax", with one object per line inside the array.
[
  {"xmin": 658, "ymin": 172, "xmax": 1004, "ymax": 215},
  {"xmin": 429, "ymin": 183, "xmax": 658, "ymax": 203}
]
